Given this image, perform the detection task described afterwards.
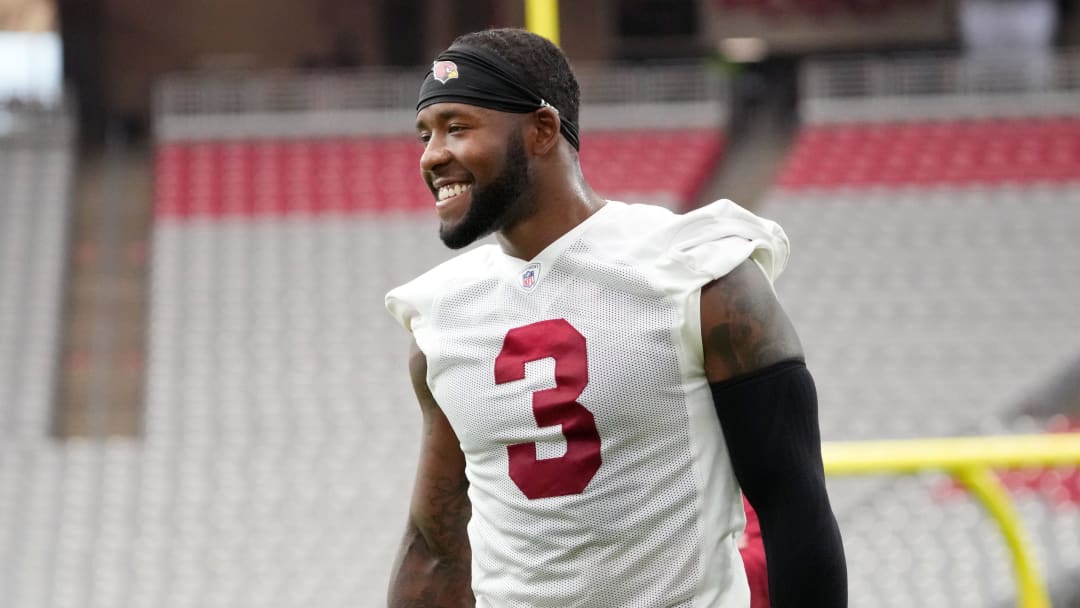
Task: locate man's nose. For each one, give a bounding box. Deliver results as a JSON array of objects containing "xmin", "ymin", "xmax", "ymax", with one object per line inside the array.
[{"xmin": 420, "ymin": 136, "xmax": 451, "ymax": 173}]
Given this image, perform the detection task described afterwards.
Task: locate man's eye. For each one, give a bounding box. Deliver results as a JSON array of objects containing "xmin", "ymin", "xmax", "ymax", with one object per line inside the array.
[
  {"xmin": 418, "ymin": 133, "xmax": 431, "ymax": 144},
  {"xmin": 448, "ymin": 124, "xmax": 466, "ymax": 133}
]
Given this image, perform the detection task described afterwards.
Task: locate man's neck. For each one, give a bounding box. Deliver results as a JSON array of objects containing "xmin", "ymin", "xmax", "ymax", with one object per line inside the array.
[{"xmin": 496, "ymin": 188, "xmax": 606, "ymax": 261}]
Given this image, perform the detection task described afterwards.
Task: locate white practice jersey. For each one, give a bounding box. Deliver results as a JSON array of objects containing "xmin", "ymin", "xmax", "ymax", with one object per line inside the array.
[{"xmin": 386, "ymin": 200, "xmax": 789, "ymax": 608}]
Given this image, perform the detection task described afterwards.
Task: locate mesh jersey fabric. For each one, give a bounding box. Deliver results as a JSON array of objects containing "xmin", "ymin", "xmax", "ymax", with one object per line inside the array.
[{"xmin": 385, "ymin": 199, "xmax": 790, "ymax": 608}]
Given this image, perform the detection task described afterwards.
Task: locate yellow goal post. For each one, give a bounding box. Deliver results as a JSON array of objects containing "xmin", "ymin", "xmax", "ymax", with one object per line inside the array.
[
  {"xmin": 525, "ymin": 0, "xmax": 560, "ymax": 47},
  {"xmin": 823, "ymin": 433, "xmax": 1080, "ymax": 608}
]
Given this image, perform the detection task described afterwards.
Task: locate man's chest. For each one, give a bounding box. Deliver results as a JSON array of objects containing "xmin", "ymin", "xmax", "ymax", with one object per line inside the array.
[{"xmin": 419, "ymin": 277, "xmax": 693, "ymax": 465}]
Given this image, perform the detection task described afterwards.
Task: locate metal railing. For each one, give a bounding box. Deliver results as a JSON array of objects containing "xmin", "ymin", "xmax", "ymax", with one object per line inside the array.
[
  {"xmin": 154, "ymin": 68, "xmax": 427, "ymax": 116},
  {"xmin": 152, "ymin": 60, "xmax": 729, "ymax": 140},
  {"xmin": 155, "ymin": 60, "xmax": 728, "ymax": 115},
  {"xmin": 799, "ymin": 48, "xmax": 1080, "ymax": 122},
  {"xmin": 0, "ymin": 94, "xmax": 72, "ymax": 141},
  {"xmin": 576, "ymin": 61, "xmax": 729, "ymax": 105},
  {"xmin": 803, "ymin": 48, "xmax": 1080, "ymax": 99}
]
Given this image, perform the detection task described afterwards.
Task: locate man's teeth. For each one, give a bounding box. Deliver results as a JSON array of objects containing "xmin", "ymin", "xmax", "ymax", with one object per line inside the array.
[{"xmin": 438, "ymin": 183, "xmax": 472, "ymax": 201}]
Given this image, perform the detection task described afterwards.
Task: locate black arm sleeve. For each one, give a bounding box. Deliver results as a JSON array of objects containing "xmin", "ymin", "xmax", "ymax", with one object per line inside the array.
[{"xmin": 711, "ymin": 360, "xmax": 847, "ymax": 607}]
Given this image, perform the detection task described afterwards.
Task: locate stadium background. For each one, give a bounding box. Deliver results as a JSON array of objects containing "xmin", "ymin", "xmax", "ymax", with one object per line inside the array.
[{"xmin": 2, "ymin": 0, "xmax": 1080, "ymax": 605}]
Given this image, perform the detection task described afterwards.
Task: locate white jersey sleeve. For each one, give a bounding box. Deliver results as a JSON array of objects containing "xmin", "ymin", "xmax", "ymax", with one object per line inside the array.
[
  {"xmin": 658, "ymin": 198, "xmax": 788, "ymax": 284},
  {"xmin": 645, "ymin": 199, "xmax": 790, "ymax": 372},
  {"xmin": 385, "ymin": 245, "xmax": 502, "ymax": 333},
  {"xmin": 385, "ymin": 200, "xmax": 789, "ymax": 608}
]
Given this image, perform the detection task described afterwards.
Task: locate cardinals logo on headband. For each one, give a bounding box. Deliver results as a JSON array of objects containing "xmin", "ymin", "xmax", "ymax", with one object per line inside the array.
[{"xmin": 432, "ymin": 60, "xmax": 459, "ymax": 84}]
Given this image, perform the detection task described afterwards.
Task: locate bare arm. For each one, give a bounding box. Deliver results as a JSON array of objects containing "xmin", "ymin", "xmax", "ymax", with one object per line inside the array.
[
  {"xmin": 701, "ymin": 260, "xmax": 847, "ymax": 607},
  {"xmin": 700, "ymin": 259, "xmax": 803, "ymax": 382},
  {"xmin": 387, "ymin": 341, "xmax": 474, "ymax": 608}
]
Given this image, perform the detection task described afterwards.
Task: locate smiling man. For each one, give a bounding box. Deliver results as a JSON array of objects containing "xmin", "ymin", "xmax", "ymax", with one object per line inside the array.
[{"xmin": 385, "ymin": 28, "xmax": 846, "ymax": 608}]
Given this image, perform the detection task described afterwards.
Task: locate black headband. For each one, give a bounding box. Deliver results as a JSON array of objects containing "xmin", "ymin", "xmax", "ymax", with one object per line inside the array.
[{"xmin": 417, "ymin": 45, "xmax": 580, "ymax": 151}]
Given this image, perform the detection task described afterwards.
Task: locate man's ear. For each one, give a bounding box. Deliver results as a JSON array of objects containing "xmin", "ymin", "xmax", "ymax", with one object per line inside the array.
[{"xmin": 528, "ymin": 106, "xmax": 562, "ymax": 156}]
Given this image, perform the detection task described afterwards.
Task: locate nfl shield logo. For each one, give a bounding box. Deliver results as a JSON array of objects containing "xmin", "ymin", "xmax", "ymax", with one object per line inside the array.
[{"xmin": 520, "ymin": 262, "xmax": 541, "ymax": 291}]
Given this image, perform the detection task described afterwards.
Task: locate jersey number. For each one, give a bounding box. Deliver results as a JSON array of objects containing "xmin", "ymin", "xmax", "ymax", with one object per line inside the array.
[{"xmin": 494, "ymin": 319, "xmax": 601, "ymax": 499}]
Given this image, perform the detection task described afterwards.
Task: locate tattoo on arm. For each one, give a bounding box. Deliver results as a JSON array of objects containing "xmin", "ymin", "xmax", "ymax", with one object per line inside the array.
[
  {"xmin": 418, "ymin": 470, "xmax": 471, "ymax": 558},
  {"xmin": 701, "ymin": 260, "xmax": 804, "ymax": 382},
  {"xmin": 408, "ymin": 344, "xmax": 472, "ymax": 559},
  {"xmin": 387, "ymin": 343, "xmax": 474, "ymax": 607}
]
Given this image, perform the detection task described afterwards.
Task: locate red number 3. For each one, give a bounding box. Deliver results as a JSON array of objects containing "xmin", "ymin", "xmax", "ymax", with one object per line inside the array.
[{"xmin": 495, "ymin": 319, "xmax": 602, "ymax": 499}]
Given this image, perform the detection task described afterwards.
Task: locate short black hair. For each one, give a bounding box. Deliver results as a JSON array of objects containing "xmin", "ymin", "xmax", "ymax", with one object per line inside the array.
[{"xmin": 450, "ymin": 28, "xmax": 580, "ymax": 129}]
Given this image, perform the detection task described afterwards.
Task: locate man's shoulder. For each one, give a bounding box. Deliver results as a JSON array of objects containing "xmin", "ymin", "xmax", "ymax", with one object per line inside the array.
[
  {"xmin": 384, "ymin": 244, "xmax": 500, "ymax": 331},
  {"xmin": 581, "ymin": 200, "xmax": 680, "ymax": 258},
  {"xmin": 585, "ymin": 199, "xmax": 790, "ymax": 291},
  {"xmin": 598, "ymin": 199, "xmax": 677, "ymax": 230},
  {"xmin": 587, "ymin": 199, "xmax": 773, "ymax": 259},
  {"xmin": 411, "ymin": 243, "xmax": 500, "ymax": 282},
  {"xmin": 594, "ymin": 199, "xmax": 761, "ymax": 240}
]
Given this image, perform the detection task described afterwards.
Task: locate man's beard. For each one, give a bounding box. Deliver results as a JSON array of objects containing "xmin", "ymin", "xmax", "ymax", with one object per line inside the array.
[{"xmin": 439, "ymin": 133, "xmax": 533, "ymax": 250}]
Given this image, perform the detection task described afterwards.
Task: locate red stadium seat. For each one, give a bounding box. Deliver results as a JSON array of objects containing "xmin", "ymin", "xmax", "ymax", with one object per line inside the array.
[
  {"xmin": 776, "ymin": 118, "xmax": 1080, "ymax": 189},
  {"xmin": 155, "ymin": 130, "xmax": 724, "ymax": 219}
]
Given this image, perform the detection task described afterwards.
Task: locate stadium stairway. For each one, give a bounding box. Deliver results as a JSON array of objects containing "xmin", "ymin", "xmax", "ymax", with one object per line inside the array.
[
  {"xmin": 699, "ymin": 91, "xmax": 797, "ymax": 209},
  {"xmin": 56, "ymin": 141, "xmax": 153, "ymax": 438}
]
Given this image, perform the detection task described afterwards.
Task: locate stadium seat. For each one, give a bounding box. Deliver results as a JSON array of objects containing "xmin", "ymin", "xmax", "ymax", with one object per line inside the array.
[
  {"xmin": 777, "ymin": 118, "xmax": 1080, "ymax": 189},
  {"xmin": 758, "ymin": 104, "xmax": 1080, "ymax": 606},
  {"xmin": 155, "ymin": 130, "xmax": 723, "ymax": 219},
  {"xmin": 0, "ymin": 138, "xmax": 73, "ymax": 440}
]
